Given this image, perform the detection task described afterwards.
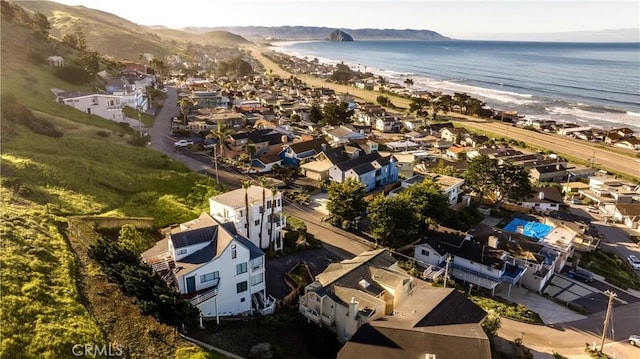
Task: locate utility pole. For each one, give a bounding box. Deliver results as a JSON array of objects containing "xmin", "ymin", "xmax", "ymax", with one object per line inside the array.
[
  {"xmin": 600, "ymin": 290, "xmax": 617, "ymax": 353},
  {"xmin": 213, "ymin": 146, "xmax": 219, "ymax": 184},
  {"xmin": 443, "ymin": 256, "xmax": 453, "ymax": 288}
]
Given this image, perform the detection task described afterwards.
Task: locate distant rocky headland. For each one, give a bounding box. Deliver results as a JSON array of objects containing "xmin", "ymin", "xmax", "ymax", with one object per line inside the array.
[
  {"xmin": 326, "ymin": 29, "xmax": 354, "ymax": 42},
  {"xmin": 184, "ymin": 26, "xmax": 451, "ymax": 41}
]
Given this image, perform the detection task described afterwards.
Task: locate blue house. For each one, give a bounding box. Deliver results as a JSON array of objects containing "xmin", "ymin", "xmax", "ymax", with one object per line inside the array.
[{"xmin": 279, "ymin": 138, "xmax": 329, "ymax": 167}]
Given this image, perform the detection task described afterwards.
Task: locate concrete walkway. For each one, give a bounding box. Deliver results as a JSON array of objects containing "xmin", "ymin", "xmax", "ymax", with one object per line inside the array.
[{"xmin": 494, "ymin": 285, "xmax": 587, "ymax": 325}]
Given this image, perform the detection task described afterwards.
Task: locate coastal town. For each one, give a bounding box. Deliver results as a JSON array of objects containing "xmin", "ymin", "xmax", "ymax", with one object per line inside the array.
[
  {"xmin": 2, "ymin": 1, "xmax": 640, "ymax": 359},
  {"xmin": 53, "ymin": 40, "xmax": 640, "ymax": 358}
]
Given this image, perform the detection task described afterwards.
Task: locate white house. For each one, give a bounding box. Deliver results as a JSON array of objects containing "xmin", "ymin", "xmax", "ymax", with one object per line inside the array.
[
  {"xmin": 517, "ymin": 187, "xmax": 564, "ymax": 212},
  {"xmin": 58, "ymin": 92, "xmax": 125, "ymax": 122},
  {"xmin": 141, "ymin": 212, "xmax": 275, "ymax": 319},
  {"xmin": 323, "ymin": 125, "xmax": 367, "ymax": 145},
  {"xmin": 389, "ymin": 174, "xmax": 465, "ymax": 208},
  {"xmin": 209, "ymin": 185, "xmax": 286, "ymax": 251}
]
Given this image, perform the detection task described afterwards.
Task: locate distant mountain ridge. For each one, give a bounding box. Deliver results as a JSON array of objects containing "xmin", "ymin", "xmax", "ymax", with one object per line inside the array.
[{"xmin": 184, "ymin": 26, "xmax": 451, "ymax": 41}]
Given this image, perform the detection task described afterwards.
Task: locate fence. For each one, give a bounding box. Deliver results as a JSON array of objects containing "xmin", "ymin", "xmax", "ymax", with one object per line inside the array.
[{"xmin": 276, "ymin": 261, "xmax": 314, "ymax": 308}]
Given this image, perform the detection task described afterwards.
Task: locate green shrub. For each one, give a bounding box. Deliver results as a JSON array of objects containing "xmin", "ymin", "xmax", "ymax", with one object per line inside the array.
[{"xmin": 54, "ymin": 65, "xmax": 92, "ymax": 85}]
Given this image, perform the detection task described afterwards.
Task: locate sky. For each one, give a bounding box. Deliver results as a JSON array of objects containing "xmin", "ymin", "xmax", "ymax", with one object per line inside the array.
[{"xmin": 53, "ymin": 0, "xmax": 639, "ymax": 41}]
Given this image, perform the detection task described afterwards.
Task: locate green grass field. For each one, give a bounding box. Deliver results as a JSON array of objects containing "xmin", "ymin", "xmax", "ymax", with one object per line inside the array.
[{"xmin": 1, "ymin": 11, "xmax": 222, "ymax": 358}]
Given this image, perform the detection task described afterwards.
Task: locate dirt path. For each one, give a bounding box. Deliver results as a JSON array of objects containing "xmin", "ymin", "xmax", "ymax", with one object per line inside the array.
[{"xmin": 247, "ymin": 46, "xmax": 640, "ymax": 181}]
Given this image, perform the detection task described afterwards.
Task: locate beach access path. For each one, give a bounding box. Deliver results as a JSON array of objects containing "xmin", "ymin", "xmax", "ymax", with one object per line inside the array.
[{"xmin": 247, "ymin": 46, "xmax": 640, "ymax": 181}]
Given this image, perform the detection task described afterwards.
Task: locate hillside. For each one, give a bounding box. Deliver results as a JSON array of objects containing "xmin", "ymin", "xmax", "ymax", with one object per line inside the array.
[
  {"xmin": 1, "ymin": 3, "xmax": 219, "ymax": 358},
  {"xmin": 16, "ymin": 1, "xmax": 249, "ymax": 61},
  {"xmin": 185, "ymin": 25, "xmax": 451, "ymax": 41}
]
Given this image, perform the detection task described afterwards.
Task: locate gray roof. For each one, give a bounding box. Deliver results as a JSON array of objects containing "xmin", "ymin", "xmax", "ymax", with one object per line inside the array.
[{"xmin": 172, "ymin": 226, "xmax": 218, "ymax": 248}]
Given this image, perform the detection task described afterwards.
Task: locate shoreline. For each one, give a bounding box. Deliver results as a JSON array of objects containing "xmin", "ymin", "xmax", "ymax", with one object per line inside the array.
[
  {"xmin": 247, "ymin": 45, "xmax": 640, "ymax": 181},
  {"xmin": 266, "ymin": 41, "xmax": 640, "ymax": 133}
]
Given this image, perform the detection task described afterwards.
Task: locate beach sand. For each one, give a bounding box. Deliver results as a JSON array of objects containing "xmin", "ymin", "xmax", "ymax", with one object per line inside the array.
[{"xmin": 247, "ymin": 46, "xmax": 640, "ymax": 181}]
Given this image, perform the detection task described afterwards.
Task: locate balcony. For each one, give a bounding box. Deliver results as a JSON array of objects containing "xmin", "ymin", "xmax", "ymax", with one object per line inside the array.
[{"xmin": 499, "ymin": 263, "xmax": 526, "ymax": 285}]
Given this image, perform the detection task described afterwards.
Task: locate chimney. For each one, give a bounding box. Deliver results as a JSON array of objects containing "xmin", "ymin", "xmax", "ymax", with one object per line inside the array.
[
  {"xmin": 281, "ymin": 134, "xmax": 288, "ymax": 144},
  {"xmin": 348, "ymin": 297, "xmax": 359, "ymax": 318},
  {"xmin": 488, "ymin": 235, "xmax": 500, "ymax": 249},
  {"xmin": 321, "ymin": 143, "xmax": 327, "ymax": 151},
  {"xmin": 538, "ymin": 191, "xmax": 545, "ymax": 200}
]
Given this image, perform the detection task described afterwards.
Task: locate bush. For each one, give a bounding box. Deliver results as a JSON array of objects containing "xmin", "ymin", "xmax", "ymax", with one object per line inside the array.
[{"xmin": 54, "ymin": 65, "xmax": 93, "ymax": 85}]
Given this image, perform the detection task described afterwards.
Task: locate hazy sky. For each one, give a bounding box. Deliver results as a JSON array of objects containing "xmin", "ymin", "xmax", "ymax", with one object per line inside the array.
[{"xmin": 54, "ymin": 0, "xmax": 639, "ymax": 40}]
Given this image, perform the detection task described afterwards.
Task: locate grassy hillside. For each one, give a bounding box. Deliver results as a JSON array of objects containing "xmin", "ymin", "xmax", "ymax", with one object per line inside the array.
[
  {"xmin": 1, "ymin": 5, "xmax": 221, "ymax": 358},
  {"xmin": 17, "ymin": 1, "xmax": 250, "ymax": 60}
]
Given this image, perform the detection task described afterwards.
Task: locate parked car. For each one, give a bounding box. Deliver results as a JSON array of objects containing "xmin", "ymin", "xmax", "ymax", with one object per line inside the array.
[
  {"xmin": 627, "ymin": 255, "xmax": 640, "ymax": 270},
  {"xmin": 629, "ymin": 335, "xmax": 640, "ymax": 346},
  {"xmin": 174, "ymin": 139, "xmax": 194, "ymax": 147},
  {"xmin": 567, "ymin": 268, "xmax": 594, "ymax": 283}
]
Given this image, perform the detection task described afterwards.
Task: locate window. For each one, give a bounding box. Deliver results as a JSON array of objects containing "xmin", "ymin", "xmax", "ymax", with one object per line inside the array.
[
  {"xmin": 236, "ymin": 281, "xmax": 248, "ymax": 293},
  {"xmin": 277, "ymin": 199, "xmax": 281, "ymax": 207},
  {"xmin": 421, "ymin": 249, "xmax": 430, "ymax": 257},
  {"xmin": 267, "ymin": 201, "xmax": 271, "ymax": 209},
  {"xmin": 177, "ymin": 249, "xmax": 187, "ymax": 255},
  {"xmin": 200, "ymin": 271, "xmax": 219, "ymax": 283},
  {"xmin": 255, "ymin": 220, "xmax": 260, "ymax": 226},
  {"xmin": 236, "ymin": 262, "xmax": 247, "ymax": 275},
  {"xmin": 241, "ymin": 297, "xmax": 245, "ymax": 302},
  {"xmin": 259, "ymin": 206, "xmax": 264, "ymax": 213},
  {"xmin": 239, "ymin": 210, "xmax": 243, "ymax": 218},
  {"xmin": 251, "ymin": 273, "xmax": 264, "ymax": 286},
  {"xmin": 231, "ymin": 244, "xmax": 237, "ymax": 259}
]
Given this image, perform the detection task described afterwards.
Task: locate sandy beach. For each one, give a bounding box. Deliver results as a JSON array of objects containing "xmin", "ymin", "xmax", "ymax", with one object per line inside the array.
[{"xmin": 247, "ymin": 45, "xmax": 640, "ymax": 181}]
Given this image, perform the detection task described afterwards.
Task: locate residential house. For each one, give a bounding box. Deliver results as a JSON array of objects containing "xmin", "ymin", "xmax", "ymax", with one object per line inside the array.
[
  {"xmin": 279, "ymin": 137, "xmax": 329, "ymax": 167},
  {"xmin": 440, "ymin": 127, "xmax": 468, "ymax": 143},
  {"xmin": 141, "ymin": 212, "xmax": 275, "ymax": 319},
  {"xmin": 417, "ymin": 223, "xmax": 562, "ymax": 293},
  {"xmin": 445, "ymin": 145, "xmax": 468, "ymax": 160},
  {"xmin": 612, "ymin": 203, "xmax": 640, "ymax": 229},
  {"xmin": 402, "ymin": 118, "xmax": 424, "ymax": 132},
  {"xmin": 324, "ymin": 125, "xmax": 367, "ymax": 145},
  {"xmin": 226, "ymin": 130, "xmax": 291, "ymax": 159},
  {"xmin": 529, "ymin": 163, "xmax": 567, "ymax": 183},
  {"xmin": 299, "ymin": 248, "xmax": 489, "ymax": 353},
  {"xmin": 614, "ymin": 137, "xmax": 640, "ymax": 150},
  {"xmin": 209, "ymin": 185, "xmax": 286, "ymax": 251},
  {"xmin": 517, "ymin": 187, "xmax": 564, "ymax": 212},
  {"xmin": 328, "ymin": 151, "xmax": 399, "ymax": 192},
  {"xmin": 373, "ymin": 115, "xmax": 401, "ymax": 133},
  {"xmin": 57, "ymin": 92, "xmax": 125, "ymax": 122},
  {"xmin": 337, "ymin": 284, "xmax": 490, "ymax": 359},
  {"xmin": 389, "ymin": 174, "xmax": 465, "ymax": 208},
  {"xmin": 249, "ymin": 153, "xmax": 283, "ymax": 173}
]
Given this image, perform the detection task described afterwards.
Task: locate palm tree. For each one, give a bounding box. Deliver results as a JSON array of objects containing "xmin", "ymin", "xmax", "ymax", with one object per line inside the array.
[
  {"xmin": 210, "ymin": 120, "xmax": 233, "ymax": 158},
  {"xmin": 242, "ymin": 180, "xmax": 252, "ymax": 241},
  {"xmin": 269, "ymin": 187, "xmax": 278, "ymax": 252},
  {"xmin": 178, "ymin": 98, "xmax": 193, "ymax": 122},
  {"xmin": 259, "ymin": 177, "xmax": 268, "ymax": 249}
]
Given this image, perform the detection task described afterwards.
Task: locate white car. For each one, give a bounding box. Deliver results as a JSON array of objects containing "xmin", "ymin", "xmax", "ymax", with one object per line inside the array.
[
  {"xmin": 627, "ymin": 255, "xmax": 640, "ymax": 270},
  {"xmin": 174, "ymin": 139, "xmax": 194, "ymax": 147}
]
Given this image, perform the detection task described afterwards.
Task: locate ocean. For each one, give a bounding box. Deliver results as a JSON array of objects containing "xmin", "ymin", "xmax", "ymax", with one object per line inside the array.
[{"xmin": 271, "ymin": 40, "xmax": 640, "ymax": 132}]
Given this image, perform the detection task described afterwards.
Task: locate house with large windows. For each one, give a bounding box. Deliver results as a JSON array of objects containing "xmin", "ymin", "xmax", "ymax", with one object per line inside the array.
[
  {"xmin": 209, "ymin": 185, "xmax": 286, "ymax": 251},
  {"xmin": 141, "ymin": 212, "xmax": 274, "ymax": 319},
  {"xmin": 299, "ymin": 248, "xmax": 490, "ymax": 357},
  {"xmin": 57, "ymin": 92, "xmax": 125, "ymax": 122}
]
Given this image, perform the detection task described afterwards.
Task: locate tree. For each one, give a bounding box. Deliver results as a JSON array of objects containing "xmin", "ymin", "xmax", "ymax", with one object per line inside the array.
[
  {"xmin": 271, "ymin": 164, "xmax": 297, "ymax": 186},
  {"xmin": 431, "ymin": 97, "xmax": 448, "ymax": 121},
  {"xmin": 409, "ymin": 97, "xmax": 430, "ymax": 119},
  {"xmin": 77, "ymin": 50, "xmax": 101, "ymax": 78},
  {"xmin": 463, "ymin": 155, "xmax": 532, "ymax": 208},
  {"xmin": 242, "ymin": 180, "xmax": 252, "ymax": 240},
  {"xmin": 117, "ymin": 224, "xmax": 146, "ymax": 255},
  {"xmin": 326, "ymin": 178, "xmax": 366, "ymax": 230},
  {"xmin": 367, "ymin": 194, "xmax": 419, "ymax": 247},
  {"xmin": 433, "ymin": 159, "xmax": 459, "ymax": 176},
  {"xmin": 31, "ymin": 12, "xmax": 50, "ymax": 39},
  {"xmin": 463, "ymin": 155, "xmax": 499, "ymax": 205},
  {"xmin": 321, "ymin": 102, "xmax": 353, "ymax": 126},
  {"xmin": 453, "ymin": 92, "xmax": 471, "ymax": 114},
  {"xmin": 481, "ymin": 309, "xmax": 502, "ymax": 338},
  {"xmin": 490, "ymin": 162, "xmax": 532, "ymax": 208},
  {"xmin": 178, "ymin": 98, "xmax": 193, "ymax": 121},
  {"xmin": 309, "ymin": 103, "xmax": 323, "ymax": 124},
  {"xmin": 209, "ymin": 119, "xmax": 233, "ymax": 158},
  {"xmin": 376, "ymin": 95, "xmax": 392, "ymax": 108},
  {"xmin": 404, "ymin": 179, "xmax": 451, "ymax": 227}
]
